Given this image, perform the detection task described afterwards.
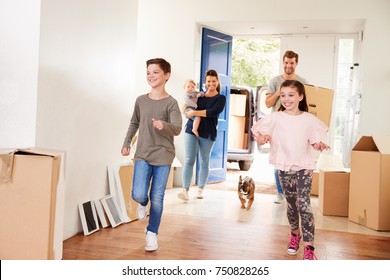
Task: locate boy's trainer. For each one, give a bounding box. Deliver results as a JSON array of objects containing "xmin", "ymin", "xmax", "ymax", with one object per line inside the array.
[
  {"xmin": 145, "ymin": 230, "xmax": 158, "ymax": 251},
  {"xmin": 136, "ymin": 204, "xmax": 147, "ymax": 220}
]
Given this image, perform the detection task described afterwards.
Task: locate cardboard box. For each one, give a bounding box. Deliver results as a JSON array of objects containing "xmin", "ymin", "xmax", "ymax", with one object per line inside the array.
[
  {"xmin": 318, "ymin": 169, "xmax": 350, "ymax": 217},
  {"xmin": 304, "ymin": 84, "xmax": 334, "ymax": 127},
  {"xmin": 243, "ymin": 133, "xmax": 248, "ymax": 150},
  {"xmin": 228, "ymin": 115, "xmax": 245, "ymax": 149},
  {"xmin": 348, "ymin": 135, "xmax": 390, "ymax": 230},
  {"xmin": 0, "ymin": 148, "xmax": 65, "ymax": 260},
  {"xmin": 311, "ymin": 170, "xmax": 319, "ymax": 196},
  {"xmin": 229, "ymin": 94, "xmax": 246, "ymax": 116}
]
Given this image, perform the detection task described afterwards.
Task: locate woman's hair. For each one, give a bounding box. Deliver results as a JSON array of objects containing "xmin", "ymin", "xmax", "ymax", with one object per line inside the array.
[
  {"xmin": 278, "ymin": 79, "xmax": 308, "ymax": 112},
  {"xmin": 146, "ymin": 58, "xmax": 171, "ymax": 74},
  {"xmin": 205, "ymin": 69, "xmax": 221, "ymax": 93}
]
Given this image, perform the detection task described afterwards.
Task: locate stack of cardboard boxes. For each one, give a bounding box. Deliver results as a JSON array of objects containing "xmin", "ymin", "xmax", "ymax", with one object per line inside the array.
[
  {"xmin": 228, "ymin": 93, "xmax": 247, "ymax": 150},
  {"xmin": 312, "ymin": 134, "xmax": 390, "ymax": 229}
]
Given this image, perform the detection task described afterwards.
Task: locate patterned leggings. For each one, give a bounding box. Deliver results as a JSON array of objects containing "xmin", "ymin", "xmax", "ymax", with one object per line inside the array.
[{"xmin": 278, "ymin": 169, "xmax": 315, "ymax": 242}]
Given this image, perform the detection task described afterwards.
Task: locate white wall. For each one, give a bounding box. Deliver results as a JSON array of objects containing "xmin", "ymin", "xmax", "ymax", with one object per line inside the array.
[
  {"xmin": 0, "ymin": 0, "xmax": 41, "ymax": 148},
  {"xmin": 2, "ymin": 0, "xmax": 390, "ymax": 240},
  {"xmin": 135, "ymin": 0, "xmax": 390, "ymax": 137},
  {"xmin": 37, "ymin": 0, "xmax": 138, "ymax": 239}
]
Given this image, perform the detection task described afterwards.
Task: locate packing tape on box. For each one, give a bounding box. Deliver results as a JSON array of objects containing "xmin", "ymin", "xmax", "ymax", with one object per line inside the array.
[{"xmin": 0, "ymin": 152, "xmax": 15, "ymax": 183}]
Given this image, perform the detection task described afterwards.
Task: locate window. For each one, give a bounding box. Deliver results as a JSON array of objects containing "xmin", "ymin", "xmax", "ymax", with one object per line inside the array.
[
  {"xmin": 333, "ymin": 36, "xmax": 360, "ymax": 166},
  {"xmin": 231, "ymin": 38, "xmax": 280, "ymax": 88}
]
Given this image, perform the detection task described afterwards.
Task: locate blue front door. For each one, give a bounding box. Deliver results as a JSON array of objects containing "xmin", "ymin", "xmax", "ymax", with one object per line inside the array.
[{"xmin": 196, "ymin": 27, "xmax": 232, "ymax": 184}]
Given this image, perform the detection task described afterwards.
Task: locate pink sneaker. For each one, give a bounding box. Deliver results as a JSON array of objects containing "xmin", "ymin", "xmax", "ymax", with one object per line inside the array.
[
  {"xmin": 303, "ymin": 245, "xmax": 318, "ymax": 260},
  {"xmin": 287, "ymin": 232, "xmax": 301, "ymax": 255}
]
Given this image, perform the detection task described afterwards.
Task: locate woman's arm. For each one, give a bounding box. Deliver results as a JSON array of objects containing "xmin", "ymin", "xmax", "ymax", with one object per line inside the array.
[
  {"xmin": 185, "ymin": 95, "xmax": 226, "ymax": 118},
  {"xmin": 185, "ymin": 109, "xmax": 206, "ymax": 118}
]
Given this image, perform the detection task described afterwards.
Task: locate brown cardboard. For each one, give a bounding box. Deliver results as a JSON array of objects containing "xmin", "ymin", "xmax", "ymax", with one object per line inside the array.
[
  {"xmin": 243, "ymin": 133, "xmax": 248, "ymax": 150},
  {"xmin": 311, "ymin": 170, "xmax": 319, "ymax": 196},
  {"xmin": 229, "ymin": 94, "xmax": 246, "ymax": 116},
  {"xmin": 118, "ymin": 165, "xmax": 139, "ymax": 221},
  {"xmin": 228, "ymin": 115, "xmax": 245, "ymax": 149},
  {"xmin": 0, "ymin": 148, "xmax": 65, "ymax": 260},
  {"xmin": 304, "ymin": 84, "xmax": 334, "ymax": 127},
  {"xmin": 348, "ymin": 135, "xmax": 390, "ymax": 230},
  {"xmin": 318, "ymin": 169, "xmax": 350, "ymax": 217}
]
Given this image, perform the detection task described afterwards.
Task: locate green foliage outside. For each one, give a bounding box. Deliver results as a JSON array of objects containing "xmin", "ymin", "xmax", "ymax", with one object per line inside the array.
[{"xmin": 231, "ymin": 38, "xmax": 281, "ymax": 89}]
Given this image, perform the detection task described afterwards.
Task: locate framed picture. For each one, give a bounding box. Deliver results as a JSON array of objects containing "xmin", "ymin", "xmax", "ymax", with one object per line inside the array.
[
  {"xmin": 100, "ymin": 195, "xmax": 123, "ymax": 228},
  {"xmin": 107, "ymin": 164, "xmax": 131, "ymax": 223},
  {"xmin": 78, "ymin": 201, "xmax": 99, "ymax": 235},
  {"xmin": 93, "ymin": 198, "xmax": 110, "ymax": 228}
]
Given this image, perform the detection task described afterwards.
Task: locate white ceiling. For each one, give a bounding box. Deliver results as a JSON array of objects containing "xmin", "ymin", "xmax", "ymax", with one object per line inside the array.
[{"xmin": 201, "ymin": 19, "xmax": 365, "ymax": 37}]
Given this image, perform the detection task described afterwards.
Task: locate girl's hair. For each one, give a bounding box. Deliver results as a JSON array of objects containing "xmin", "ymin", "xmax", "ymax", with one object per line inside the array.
[
  {"xmin": 146, "ymin": 58, "xmax": 171, "ymax": 74},
  {"xmin": 278, "ymin": 80, "xmax": 308, "ymax": 112},
  {"xmin": 205, "ymin": 69, "xmax": 221, "ymax": 93}
]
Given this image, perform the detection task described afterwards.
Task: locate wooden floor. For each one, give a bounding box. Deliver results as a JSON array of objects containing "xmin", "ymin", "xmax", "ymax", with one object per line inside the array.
[
  {"xmin": 63, "ymin": 156, "xmax": 390, "ymax": 261},
  {"xmin": 63, "ymin": 212, "xmax": 390, "ymax": 260}
]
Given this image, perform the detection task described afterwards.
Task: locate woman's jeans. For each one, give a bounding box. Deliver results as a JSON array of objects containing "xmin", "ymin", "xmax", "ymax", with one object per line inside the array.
[
  {"xmin": 132, "ymin": 159, "xmax": 171, "ymax": 235},
  {"xmin": 182, "ymin": 132, "xmax": 215, "ymax": 189}
]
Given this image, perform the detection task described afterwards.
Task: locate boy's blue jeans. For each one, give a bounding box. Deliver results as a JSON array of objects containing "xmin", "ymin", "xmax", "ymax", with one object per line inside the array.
[{"xmin": 132, "ymin": 159, "xmax": 171, "ymax": 234}]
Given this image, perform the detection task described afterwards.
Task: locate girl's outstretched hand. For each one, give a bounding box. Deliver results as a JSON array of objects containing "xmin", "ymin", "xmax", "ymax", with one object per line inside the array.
[
  {"xmin": 256, "ymin": 134, "xmax": 271, "ymax": 145},
  {"xmin": 312, "ymin": 141, "xmax": 330, "ymax": 152}
]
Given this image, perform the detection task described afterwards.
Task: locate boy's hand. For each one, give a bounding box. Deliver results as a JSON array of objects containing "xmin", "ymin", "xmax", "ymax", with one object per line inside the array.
[
  {"xmin": 152, "ymin": 118, "xmax": 164, "ymax": 130},
  {"xmin": 121, "ymin": 147, "xmax": 130, "ymax": 156}
]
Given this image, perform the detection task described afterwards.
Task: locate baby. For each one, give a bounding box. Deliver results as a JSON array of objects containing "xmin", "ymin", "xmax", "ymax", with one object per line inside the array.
[{"xmin": 183, "ymin": 79, "xmax": 204, "ymax": 137}]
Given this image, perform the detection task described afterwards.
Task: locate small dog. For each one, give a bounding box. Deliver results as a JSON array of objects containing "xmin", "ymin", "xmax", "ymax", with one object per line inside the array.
[{"xmin": 238, "ymin": 175, "xmax": 255, "ymax": 210}]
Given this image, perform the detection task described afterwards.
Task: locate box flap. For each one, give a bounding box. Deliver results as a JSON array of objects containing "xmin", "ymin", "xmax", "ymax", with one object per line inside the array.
[
  {"xmin": 0, "ymin": 148, "xmax": 63, "ymax": 184},
  {"xmin": 352, "ymin": 136, "xmax": 378, "ymax": 152},
  {"xmin": 373, "ymin": 135, "xmax": 390, "ymax": 154},
  {"xmin": 17, "ymin": 148, "xmax": 63, "ymax": 158},
  {"xmin": 0, "ymin": 148, "xmax": 62, "ymax": 158}
]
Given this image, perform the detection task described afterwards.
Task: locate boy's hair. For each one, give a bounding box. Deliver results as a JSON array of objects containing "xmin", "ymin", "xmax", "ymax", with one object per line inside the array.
[
  {"xmin": 283, "ymin": 50, "xmax": 299, "ymax": 63},
  {"xmin": 146, "ymin": 58, "xmax": 171, "ymax": 74},
  {"xmin": 278, "ymin": 79, "xmax": 308, "ymax": 112},
  {"xmin": 205, "ymin": 69, "xmax": 221, "ymax": 93}
]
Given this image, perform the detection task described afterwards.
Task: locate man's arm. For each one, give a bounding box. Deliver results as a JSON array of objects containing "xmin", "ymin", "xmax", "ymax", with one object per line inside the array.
[{"xmin": 265, "ymin": 91, "xmax": 280, "ymax": 108}]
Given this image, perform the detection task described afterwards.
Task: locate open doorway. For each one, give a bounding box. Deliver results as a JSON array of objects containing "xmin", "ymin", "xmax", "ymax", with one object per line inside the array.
[
  {"xmin": 227, "ymin": 34, "xmax": 360, "ymax": 187},
  {"xmin": 226, "ymin": 37, "xmax": 281, "ymax": 187}
]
